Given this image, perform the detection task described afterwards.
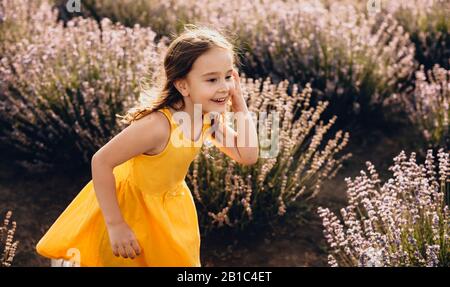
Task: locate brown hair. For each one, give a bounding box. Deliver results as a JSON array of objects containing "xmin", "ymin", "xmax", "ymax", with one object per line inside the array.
[{"xmin": 116, "ymin": 24, "xmax": 241, "ymax": 125}]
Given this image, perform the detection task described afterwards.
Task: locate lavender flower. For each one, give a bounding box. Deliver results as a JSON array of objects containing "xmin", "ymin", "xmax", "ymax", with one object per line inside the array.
[
  {"xmin": 318, "ymin": 149, "xmax": 450, "ymax": 267},
  {"xmin": 0, "ymin": 0, "xmax": 163, "ymax": 171},
  {"xmin": 400, "ymin": 64, "xmax": 449, "ymax": 148},
  {"xmin": 0, "ymin": 210, "xmax": 19, "ymax": 267},
  {"xmin": 72, "ymin": 0, "xmax": 417, "ymax": 118}
]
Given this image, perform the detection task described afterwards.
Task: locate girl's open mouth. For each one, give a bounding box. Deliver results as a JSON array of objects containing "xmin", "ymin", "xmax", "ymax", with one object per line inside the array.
[{"xmin": 210, "ymin": 96, "xmax": 228, "ymax": 105}]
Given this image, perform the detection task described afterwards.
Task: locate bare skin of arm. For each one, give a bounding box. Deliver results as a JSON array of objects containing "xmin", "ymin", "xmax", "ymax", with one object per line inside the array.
[
  {"xmin": 91, "ymin": 111, "xmax": 170, "ymax": 259},
  {"xmin": 207, "ymin": 111, "xmax": 259, "ymax": 166}
]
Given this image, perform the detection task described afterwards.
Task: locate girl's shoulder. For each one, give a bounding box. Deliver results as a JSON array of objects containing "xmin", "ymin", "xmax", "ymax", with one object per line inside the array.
[
  {"xmin": 127, "ymin": 109, "xmax": 171, "ymax": 155},
  {"xmin": 131, "ymin": 108, "xmax": 171, "ymax": 137},
  {"xmin": 94, "ymin": 109, "xmax": 172, "ymax": 164}
]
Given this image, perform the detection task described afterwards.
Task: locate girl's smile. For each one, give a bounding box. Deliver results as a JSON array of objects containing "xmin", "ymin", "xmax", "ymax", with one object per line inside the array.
[{"xmin": 210, "ymin": 95, "xmax": 230, "ymax": 105}]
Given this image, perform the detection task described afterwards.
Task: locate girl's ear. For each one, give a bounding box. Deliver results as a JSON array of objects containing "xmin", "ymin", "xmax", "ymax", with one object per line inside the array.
[{"xmin": 174, "ymin": 78, "xmax": 189, "ymax": 97}]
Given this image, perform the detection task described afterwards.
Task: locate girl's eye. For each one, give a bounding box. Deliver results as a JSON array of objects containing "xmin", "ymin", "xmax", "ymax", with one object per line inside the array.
[{"xmin": 207, "ymin": 76, "xmax": 232, "ymax": 83}]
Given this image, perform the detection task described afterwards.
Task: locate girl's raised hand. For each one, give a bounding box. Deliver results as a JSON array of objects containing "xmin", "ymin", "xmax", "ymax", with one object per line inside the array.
[
  {"xmin": 229, "ymin": 69, "xmax": 246, "ymax": 112},
  {"xmin": 106, "ymin": 221, "xmax": 142, "ymax": 259}
]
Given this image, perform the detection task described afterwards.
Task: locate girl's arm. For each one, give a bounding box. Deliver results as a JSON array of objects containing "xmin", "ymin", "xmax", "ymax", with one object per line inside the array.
[
  {"xmin": 91, "ymin": 110, "xmax": 170, "ymax": 258},
  {"xmin": 207, "ymin": 70, "xmax": 259, "ymax": 165}
]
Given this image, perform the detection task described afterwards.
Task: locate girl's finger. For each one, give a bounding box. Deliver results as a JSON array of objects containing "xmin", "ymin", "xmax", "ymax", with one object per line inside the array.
[
  {"xmin": 124, "ymin": 243, "xmax": 136, "ymax": 259},
  {"xmin": 112, "ymin": 245, "xmax": 119, "ymax": 257},
  {"xmin": 232, "ymin": 71, "xmax": 241, "ymax": 94},
  {"xmin": 118, "ymin": 244, "xmax": 128, "ymax": 258},
  {"xmin": 131, "ymin": 239, "xmax": 142, "ymax": 256},
  {"xmin": 112, "ymin": 242, "xmax": 120, "ymax": 257}
]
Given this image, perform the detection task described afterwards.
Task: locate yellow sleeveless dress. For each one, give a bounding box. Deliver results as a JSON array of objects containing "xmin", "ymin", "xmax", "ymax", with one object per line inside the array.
[{"xmin": 36, "ymin": 107, "xmax": 211, "ymax": 267}]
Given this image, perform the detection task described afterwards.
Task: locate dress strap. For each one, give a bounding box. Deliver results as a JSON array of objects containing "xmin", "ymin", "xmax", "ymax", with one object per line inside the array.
[{"xmin": 157, "ymin": 107, "xmax": 175, "ymax": 128}]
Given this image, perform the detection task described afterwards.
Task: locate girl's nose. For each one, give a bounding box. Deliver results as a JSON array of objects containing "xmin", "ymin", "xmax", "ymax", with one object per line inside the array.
[
  {"xmin": 218, "ymin": 82, "xmax": 229, "ymax": 93},
  {"xmin": 223, "ymin": 80, "xmax": 231, "ymax": 90}
]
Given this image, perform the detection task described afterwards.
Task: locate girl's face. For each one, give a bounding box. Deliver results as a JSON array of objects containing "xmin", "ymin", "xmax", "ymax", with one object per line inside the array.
[{"xmin": 175, "ymin": 47, "xmax": 236, "ymax": 114}]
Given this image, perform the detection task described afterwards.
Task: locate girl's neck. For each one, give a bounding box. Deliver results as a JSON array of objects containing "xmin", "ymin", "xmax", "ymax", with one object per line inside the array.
[{"xmin": 168, "ymin": 101, "xmax": 205, "ymax": 142}]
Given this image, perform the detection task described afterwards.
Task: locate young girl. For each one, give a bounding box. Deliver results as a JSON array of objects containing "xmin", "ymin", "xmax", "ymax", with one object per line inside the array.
[{"xmin": 35, "ymin": 25, "xmax": 259, "ymax": 267}]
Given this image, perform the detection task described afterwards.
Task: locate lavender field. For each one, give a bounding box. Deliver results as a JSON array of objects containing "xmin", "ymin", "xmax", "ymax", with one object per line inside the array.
[{"xmin": 0, "ymin": 0, "xmax": 448, "ymax": 267}]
